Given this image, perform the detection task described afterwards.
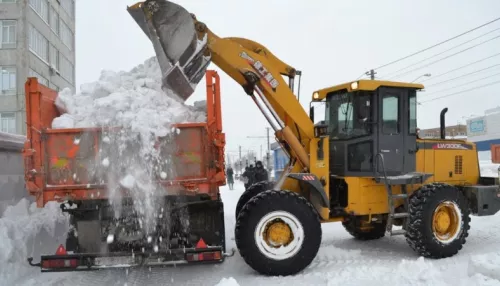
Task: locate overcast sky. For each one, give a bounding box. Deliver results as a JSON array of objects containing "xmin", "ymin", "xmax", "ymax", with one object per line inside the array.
[{"xmin": 75, "ymin": 0, "xmax": 500, "ymax": 161}]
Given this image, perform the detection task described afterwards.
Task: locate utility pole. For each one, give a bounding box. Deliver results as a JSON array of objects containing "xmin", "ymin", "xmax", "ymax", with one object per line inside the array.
[
  {"xmin": 366, "ymin": 69, "xmax": 376, "ymax": 80},
  {"xmin": 266, "ymin": 127, "xmax": 270, "ymax": 152}
]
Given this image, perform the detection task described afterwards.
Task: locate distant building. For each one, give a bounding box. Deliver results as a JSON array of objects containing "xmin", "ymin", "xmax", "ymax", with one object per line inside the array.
[
  {"xmin": 466, "ymin": 107, "xmax": 500, "ymax": 152},
  {"xmin": 0, "ymin": 0, "xmax": 76, "ymax": 135},
  {"xmin": 419, "ymin": 124, "xmax": 467, "ymax": 139}
]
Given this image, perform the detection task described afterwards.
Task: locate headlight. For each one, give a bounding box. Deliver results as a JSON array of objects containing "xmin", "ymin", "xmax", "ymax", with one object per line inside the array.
[
  {"xmin": 351, "ymin": 81, "xmax": 359, "ymax": 90},
  {"xmin": 313, "ymin": 92, "xmax": 319, "ymax": 100}
]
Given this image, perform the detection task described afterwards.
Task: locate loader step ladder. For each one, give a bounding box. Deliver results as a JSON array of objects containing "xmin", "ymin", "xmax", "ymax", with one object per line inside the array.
[{"xmin": 374, "ymin": 153, "xmax": 432, "ymax": 236}]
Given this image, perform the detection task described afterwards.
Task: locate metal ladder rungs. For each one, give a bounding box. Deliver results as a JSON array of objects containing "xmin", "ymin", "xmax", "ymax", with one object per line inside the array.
[
  {"xmin": 390, "ymin": 212, "xmax": 409, "ymax": 219},
  {"xmin": 375, "ymin": 154, "xmax": 411, "ymax": 238},
  {"xmin": 391, "ymin": 193, "xmax": 408, "ymax": 199}
]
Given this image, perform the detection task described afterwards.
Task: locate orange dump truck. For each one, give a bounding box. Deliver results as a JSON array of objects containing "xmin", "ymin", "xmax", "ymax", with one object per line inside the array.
[{"xmin": 24, "ymin": 70, "xmax": 232, "ymax": 272}]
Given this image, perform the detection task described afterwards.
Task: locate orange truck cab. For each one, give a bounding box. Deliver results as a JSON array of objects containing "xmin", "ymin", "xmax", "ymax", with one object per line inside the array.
[{"xmin": 23, "ymin": 70, "xmax": 232, "ymax": 272}]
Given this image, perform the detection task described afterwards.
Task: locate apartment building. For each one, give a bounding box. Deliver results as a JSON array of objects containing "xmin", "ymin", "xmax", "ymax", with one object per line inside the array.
[{"xmin": 0, "ymin": 0, "xmax": 75, "ymax": 135}]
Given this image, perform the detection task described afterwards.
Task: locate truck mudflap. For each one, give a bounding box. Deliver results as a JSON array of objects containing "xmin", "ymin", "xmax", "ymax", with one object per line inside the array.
[
  {"xmin": 28, "ymin": 244, "xmax": 236, "ymax": 272},
  {"xmin": 463, "ymin": 185, "xmax": 500, "ymax": 216}
]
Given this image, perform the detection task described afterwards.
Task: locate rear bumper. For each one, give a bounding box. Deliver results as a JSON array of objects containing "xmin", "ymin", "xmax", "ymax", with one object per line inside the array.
[
  {"xmin": 29, "ymin": 246, "xmax": 234, "ymax": 272},
  {"xmin": 464, "ymin": 185, "xmax": 500, "ymax": 216}
]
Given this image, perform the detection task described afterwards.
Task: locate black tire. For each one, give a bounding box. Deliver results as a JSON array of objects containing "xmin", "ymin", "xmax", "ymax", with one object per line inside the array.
[
  {"xmin": 235, "ymin": 190, "xmax": 322, "ymax": 276},
  {"xmin": 235, "ymin": 181, "xmax": 272, "ymax": 220},
  {"xmin": 342, "ymin": 218, "xmax": 386, "ymax": 240},
  {"xmin": 405, "ymin": 183, "xmax": 470, "ymax": 258}
]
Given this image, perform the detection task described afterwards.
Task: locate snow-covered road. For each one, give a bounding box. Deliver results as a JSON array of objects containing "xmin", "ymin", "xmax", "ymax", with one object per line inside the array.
[{"xmin": 3, "ymin": 181, "xmax": 500, "ymax": 286}]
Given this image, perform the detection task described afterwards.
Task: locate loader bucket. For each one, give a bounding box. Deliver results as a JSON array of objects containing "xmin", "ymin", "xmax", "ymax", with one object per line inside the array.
[{"xmin": 127, "ymin": 0, "xmax": 211, "ymax": 101}]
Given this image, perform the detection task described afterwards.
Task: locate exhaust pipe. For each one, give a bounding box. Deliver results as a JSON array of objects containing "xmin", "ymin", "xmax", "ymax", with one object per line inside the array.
[
  {"xmin": 440, "ymin": 107, "xmax": 448, "ymax": 139},
  {"xmin": 127, "ymin": 1, "xmax": 211, "ymax": 101}
]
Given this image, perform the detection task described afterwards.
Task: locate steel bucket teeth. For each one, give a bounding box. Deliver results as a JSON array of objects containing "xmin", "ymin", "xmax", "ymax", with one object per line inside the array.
[{"xmin": 127, "ymin": 0, "xmax": 211, "ymax": 101}]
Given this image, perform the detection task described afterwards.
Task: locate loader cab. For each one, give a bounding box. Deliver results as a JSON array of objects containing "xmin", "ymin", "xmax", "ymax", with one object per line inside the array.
[{"xmin": 311, "ymin": 80, "xmax": 424, "ymax": 178}]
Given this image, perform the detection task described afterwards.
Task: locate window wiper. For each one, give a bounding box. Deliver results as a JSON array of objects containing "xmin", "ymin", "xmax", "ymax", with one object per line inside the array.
[{"xmin": 342, "ymin": 98, "xmax": 352, "ymax": 132}]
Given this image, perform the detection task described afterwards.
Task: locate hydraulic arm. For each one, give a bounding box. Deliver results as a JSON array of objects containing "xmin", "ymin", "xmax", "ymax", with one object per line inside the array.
[{"xmin": 127, "ymin": 0, "xmax": 314, "ymax": 177}]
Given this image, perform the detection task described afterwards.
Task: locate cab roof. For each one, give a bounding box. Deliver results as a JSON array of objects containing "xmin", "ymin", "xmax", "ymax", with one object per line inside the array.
[{"xmin": 312, "ymin": 79, "xmax": 424, "ymax": 101}]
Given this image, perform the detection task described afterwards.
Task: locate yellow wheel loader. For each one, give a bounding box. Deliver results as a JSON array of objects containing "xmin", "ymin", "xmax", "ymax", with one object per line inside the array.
[{"xmin": 128, "ymin": 0, "xmax": 500, "ymax": 276}]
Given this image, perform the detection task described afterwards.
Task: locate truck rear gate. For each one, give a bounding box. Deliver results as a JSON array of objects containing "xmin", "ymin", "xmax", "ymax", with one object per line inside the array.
[{"xmin": 24, "ymin": 71, "xmax": 231, "ymax": 272}]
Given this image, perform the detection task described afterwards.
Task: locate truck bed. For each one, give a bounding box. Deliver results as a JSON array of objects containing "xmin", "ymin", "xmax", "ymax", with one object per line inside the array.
[{"xmin": 23, "ymin": 71, "xmax": 226, "ymax": 207}]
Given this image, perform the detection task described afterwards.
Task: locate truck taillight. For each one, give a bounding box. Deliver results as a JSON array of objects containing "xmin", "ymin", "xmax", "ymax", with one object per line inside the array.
[
  {"xmin": 42, "ymin": 258, "xmax": 78, "ymax": 269},
  {"xmin": 41, "ymin": 244, "xmax": 78, "ymax": 269},
  {"xmin": 186, "ymin": 251, "xmax": 221, "ymax": 262}
]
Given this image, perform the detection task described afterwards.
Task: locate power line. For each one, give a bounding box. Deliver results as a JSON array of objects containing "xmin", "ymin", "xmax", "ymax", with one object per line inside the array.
[
  {"xmin": 420, "ymin": 52, "xmax": 500, "ymax": 82},
  {"xmin": 419, "ymin": 79, "xmax": 500, "ymax": 103},
  {"xmin": 356, "ymin": 72, "xmax": 367, "ymax": 80},
  {"xmin": 371, "ymin": 16, "xmax": 500, "ymax": 71},
  {"xmin": 425, "ymin": 63, "xmax": 500, "ymax": 87},
  {"xmin": 388, "ymin": 34, "xmax": 500, "ymax": 80},
  {"xmin": 380, "ymin": 27, "xmax": 500, "ymax": 79},
  {"xmin": 424, "ymin": 71, "xmax": 500, "ymax": 95}
]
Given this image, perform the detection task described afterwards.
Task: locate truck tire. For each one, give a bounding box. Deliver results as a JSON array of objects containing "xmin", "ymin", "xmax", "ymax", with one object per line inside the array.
[
  {"xmin": 405, "ymin": 183, "xmax": 470, "ymax": 258},
  {"xmin": 342, "ymin": 218, "xmax": 386, "ymax": 240},
  {"xmin": 234, "ymin": 181, "xmax": 272, "ymax": 220},
  {"xmin": 235, "ymin": 190, "xmax": 321, "ymax": 276}
]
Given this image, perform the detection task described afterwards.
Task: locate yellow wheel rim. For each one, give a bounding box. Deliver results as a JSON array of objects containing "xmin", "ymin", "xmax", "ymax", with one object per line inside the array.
[
  {"xmin": 255, "ymin": 211, "xmax": 304, "ymax": 260},
  {"xmin": 432, "ymin": 201, "xmax": 461, "ymax": 243},
  {"xmin": 264, "ymin": 219, "xmax": 294, "ymax": 247}
]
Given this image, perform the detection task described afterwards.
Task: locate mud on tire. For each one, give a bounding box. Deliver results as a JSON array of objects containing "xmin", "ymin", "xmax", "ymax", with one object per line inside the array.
[
  {"xmin": 235, "ymin": 181, "xmax": 273, "ymax": 220},
  {"xmin": 235, "ymin": 190, "xmax": 322, "ymax": 276},
  {"xmin": 405, "ymin": 183, "xmax": 470, "ymax": 258}
]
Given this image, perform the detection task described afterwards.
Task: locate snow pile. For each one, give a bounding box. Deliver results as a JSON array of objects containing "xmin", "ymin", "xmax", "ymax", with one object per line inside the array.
[
  {"xmin": 51, "ymin": 56, "xmax": 207, "ymax": 234},
  {"xmin": 52, "ymin": 56, "xmax": 206, "ymax": 131},
  {"xmin": 468, "ymin": 252, "xmax": 500, "ymax": 281},
  {"xmin": 480, "ymin": 162, "xmax": 500, "ymax": 178},
  {"xmin": 322, "ymin": 256, "xmax": 449, "ymax": 285},
  {"xmin": 394, "ymin": 257, "xmax": 447, "ymax": 285},
  {"xmin": 478, "ymin": 151, "xmax": 500, "ymax": 177},
  {"xmin": 214, "ymin": 277, "xmax": 240, "ymax": 286},
  {"xmin": 0, "ymin": 198, "xmax": 68, "ymax": 283}
]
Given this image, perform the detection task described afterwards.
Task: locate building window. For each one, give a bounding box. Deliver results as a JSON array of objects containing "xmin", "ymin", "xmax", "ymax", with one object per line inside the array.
[
  {"xmin": 0, "ymin": 66, "xmax": 16, "ymax": 96},
  {"xmin": 28, "ymin": 25, "xmax": 49, "ymax": 62},
  {"xmin": 29, "ymin": 69, "xmax": 48, "ymax": 86},
  {"xmin": 0, "ymin": 112, "xmax": 16, "ymax": 134},
  {"xmin": 49, "ymin": 5, "xmax": 59, "ymax": 35},
  {"xmin": 0, "ymin": 20, "xmax": 16, "ymax": 49},
  {"xmin": 49, "ymin": 44, "xmax": 59, "ymax": 70},
  {"xmin": 59, "ymin": 54, "xmax": 74, "ymax": 84},
  {"xmin": 59, "ymin": 19, "xmax": 72, "ymax": 50},
  {"xmin": 29, "ymin": 0, "xmax": 49, "ymax": 23},
  {"xmin": 60, "ymin": 0, "xmax": 74, "ymax": 19}
]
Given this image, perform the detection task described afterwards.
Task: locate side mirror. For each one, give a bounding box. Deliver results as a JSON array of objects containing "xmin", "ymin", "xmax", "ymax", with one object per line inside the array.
[
  {"xmin": 314, "ymin": 121, "xmax": 328, "ymax": 138},
  {"xmin": 309, "ymin": 105, "xmax": 315, "ymax": 122}
]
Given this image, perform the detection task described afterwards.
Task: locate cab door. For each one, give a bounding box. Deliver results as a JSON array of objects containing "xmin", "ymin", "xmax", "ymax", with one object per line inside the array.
[{"xmin": 377, "ymin": 87, "xmax": 404, "ymax": 175}]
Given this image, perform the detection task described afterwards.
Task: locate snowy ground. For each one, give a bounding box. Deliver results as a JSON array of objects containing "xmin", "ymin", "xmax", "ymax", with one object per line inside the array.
[{"xmin": 2, "ymin": 180, "xmax": 500, "ymax": 286}]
